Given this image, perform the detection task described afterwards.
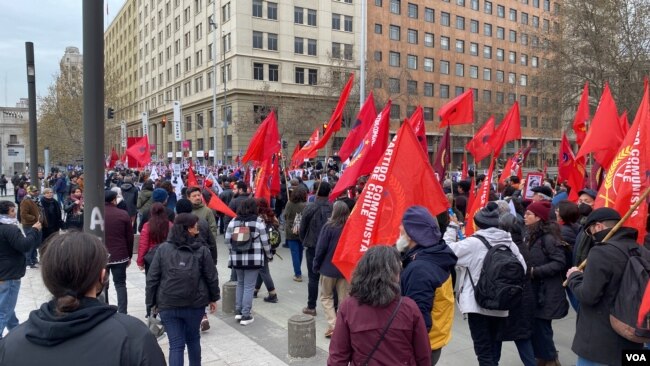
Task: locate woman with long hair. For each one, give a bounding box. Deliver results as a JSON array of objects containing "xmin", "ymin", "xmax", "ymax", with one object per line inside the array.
[
  {"xmin": 146, "ymin": 213, "xmax": 220, "ymax": 366},
  {"xmin": 225, "ymin": 198, "xmax": 272, "ymax": 326},
  {"xmin": 160, "ymin": 180, "xmax": 177, "ymax": 211},
  {"xmin": 284, "ymin": 187, "xmax": 308, "ymax": 282},
  {"xmin": 63, "ymin": 188, "xmax": 84, "ymax": 231},
  {"xmin": 314, "ymin": 200, "xmax": 350, "ymax": 338},
  {"xmin": 328, "ymin": 245, "xmax": 431, "ymax": 365},
  {"xmin": 0, "ymin": 231, "xmax": 165, "ymax": 365},
  {"xmin": 253, "ymin": 198, "xmax": 279, "ymax": 303},
  {"xmin": 523, "ymin": 201, "xmax": 568, "ymax": 366}
]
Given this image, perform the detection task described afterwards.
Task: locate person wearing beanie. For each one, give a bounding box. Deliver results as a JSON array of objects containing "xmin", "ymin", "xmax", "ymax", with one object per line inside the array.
[
  {"xmin": 523, "ymin": 200, "xmax": 568, "ymax": 366},
  {"xmin": 446, "ymin": 201, "xmax": 526, "ymax": 365},
  {"xmin": 103, "ymin": 189, "xmax": 134, "ymax": 314},
  {"xmin": 298, "ymin": 181, "xmax": 333, "ymax": 316},
  {"xmin": 138, "ymin": 188, "xmax": 175, "ymax": 232},
  {"xmin": 397, "ymin": 206, "xmax": 458, "ymax": 365}
]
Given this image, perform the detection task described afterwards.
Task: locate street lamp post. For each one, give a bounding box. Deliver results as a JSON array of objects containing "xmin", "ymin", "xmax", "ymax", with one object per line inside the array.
[
  {"xmin": 209, "ymin": 4, "xmax": 218, "ymax": 167},
  {"xmin": 25, "ymin": 42, "xmax": 38, "ymax": 189}
]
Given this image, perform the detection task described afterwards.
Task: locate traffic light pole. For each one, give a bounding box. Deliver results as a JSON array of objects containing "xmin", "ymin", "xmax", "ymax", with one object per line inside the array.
[{"xmin": 25, "ymin": 42, "xmax": 38, "ymax": 189}]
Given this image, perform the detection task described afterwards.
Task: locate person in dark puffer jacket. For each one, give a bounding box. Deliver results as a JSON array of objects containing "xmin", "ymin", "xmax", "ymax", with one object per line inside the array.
[{"xmin": 103, "ymin": 190, "xmax": 134, "ymax": 315}]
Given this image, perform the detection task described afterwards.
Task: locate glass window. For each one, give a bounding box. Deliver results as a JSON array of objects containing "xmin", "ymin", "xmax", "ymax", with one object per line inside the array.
[
  {"xmin": 496, "ymin": 92, "xmax": 504, "ymax": 104},
  {"xmin": 471, "ymin": 0, "xmax": 479, "ymax": 10},
  {"xmin": 509, "ymin": 8, "xmax": 517, "ymax": 21},
  {"xmin": 520, "ymin": 54, "xmax": 528, "ymax": 66},
  {"xmin": 268, "ymin": 33, "xmax": 278, "ymax": 50},
  {"xmin": 424, "ymin": 82, "xmax": 434, "ymax": 96},
  {"xmin": 483, "ymin": 90, "xmax": 491, "ymax": 102},
  {"xmin": 456, "ymin": 39, "xmax": 465, "ymax": 53},
  {"xmin": 407, "ymin": 29, "xmax": 418, "ymax": 44},
  {"xmin": 440, "ymin": 60, "xmax": 449, "ymax": 74},
  {"xmin": 533, "ymin": 16, "xmax": 539, "ymax": 28},
  {"xmin": 408, "ymin": 3, "xmax": 418, "ymax": 18},
  {"xmin": 252, "ymin": 0, "xmax": 262, "ymax": 17},
  {"xmin": 308, "ymin": 69, "xmax": 317, "ymax": 85},
  {"xmin": 496, "ymin": 48, "xmax": 504, "ymax": 61},
  {"xmin": 269, "ymin": 64, "xmax": 278, "ymax": 81},
  {"xmin": 252, "ymin": 31, "xmax": 263, "ymax": 49},
  {"xmin": 470, "ymin": 65, "xmax": 478, "ymax": 79},
  {"xmin": 532, "ymin": 56, "xmax": 539, "ymax": 68},
  {"xmin": 344, "ymin": 16, "xmax": 353, "ymax": 32},
  {"xmin": 440, "ymin": 84, "xmax": 450, "ymax": 98},
  {"xmin": 389, "ymin": 25, "xmax": 400, "ymax": 40},
  {"xmin": 508, "ymin": 72, "xmax": 516, "ymax": 84},
  {"xmin": 307, "ymin": 39, "xmax": 317, "ymax": 56},
  {"xmin": 508, "ymin": 93, "xmax": 516, "ymax": 104},
  {"xmin": 497, "ymin": 5, "xmax": 505, "ymax": 18},
  {"xmin": 424, "ymin": 33, "xmax": 434, "ymax": 47},
  {"xmin": 295, "ymin": 67, "xmax": 305, "ymax": 83},
  {"xmin": 484, "ymin": 23, "xmax": 492, "ymax": 36},
  {"xmin": 375, "ymin": 24, "xmax": 383, "ymax": 34},
  {"xmin": 344, "ymin": 44, "xmax": 353, "ymax": 60},
  {"xmin": 374, "ymin": 50, "xmax": 382, "ymax": 61},
  {"xmin": 268, "ymin": 2, "xmax": 277, "ymax": 20},
  {"xmin": 441, "ymin": 12, "xmax": 450, "ymax": 26},
  {"xmin": 470, "ymin": 19, "xmax": 479, "ymax": 33},
  {"xmin": 521, "ymin": 12, "xmax": 528, "ymax": 25},
  {"xmin": 424, "ymin": 57, "xmax": 434, "ymax": 72},
  {"xmin": 483, "ymin": 68, "xmax": 491, "ymax": 80},
  {"xmin": 390, "ymin": 104, "xmax": 401, "ymax": 119},
  {"xmin": 521, "ymin": 33, "xmax": 528, "ymax": 45},
  {"xmin": 520, "ymin": 94, "xmax": 528, "ymax": 106},
  {"xmin": 332, "ymin": 42, "xmax": 341, "ymax": 58},
  {"xmin": 497, "ymin": 27, "xmax": 504, "ymax": 39},
  {"xmin": 424, "ymin": 7, "xmax": 434, "ymax": 22},
  {"xmin": 441, "ymin": 36, "xmax": 450, "ymax": 50},
  {"xmin": 484, "ymin": 0, "xmax": 492, "ymax": 14},
  {"xmin": 455, "ymin": 63, "xmax": 464, "ymax": 77},
  {"xmin": 424, "ymin": 107, "xmax": 434, "ymax": 121},
  {"xmin": 455, "ymin": 86, "xmax": 465, "ymax": 97},
  {"xmin": 307, "ymin": 9, "xmax": 317, "ymax": 25},
  {"xmin": 470, "ymin": 42, "xmax": 478, "ymax": 56},
  {"xmin": 407, "ymin": 54, "xmax": 417, "ymax": 69},
  {"xmin": 389, "ymin": 78, "xmax": 400, "ymax": 93},
  {"xmin": 456, "ymin": 16, "xmax": 465, "ymax": 30},
  {"xmin": 496, "ymin": 70, "xmax": 504, "ymax": 82},
  {"xmin": 520, "ymin": 74, "xmax": 528, "ymax": 86},
  {"xmin": 294, "ymin": 37, "xmax": 304, "ymax": 54},
  {"xmin": 509, "ymin": 51, "xmax": 516, "ymax": 63},
  {"xmin": 509, "ymin": 30, "xmax": 517, "ymax": 43},
  {"xmin": 390, "ymin": 0, "xmax": 401, "ymax": 14},
  {"xmin": 332, "ymin": 14, "xmax": 341, "ymax": 30},
  {"xmin": 407, "ymin": 80, "xmax": 417, "ymax": 95},
  {"xmin": 483, "ymin": 45, "xmax": 492, "ymax": 59},
  {"xmin": 389, "ymin": 51, "xmax": 400, "ymax": 66},
  {"xmin": 253, "ymin": 62, "xmax": 264, "ymax": 80},
  {"xmin": 294, "ymin": 7, "xmax": 304, "ymax": 24}
]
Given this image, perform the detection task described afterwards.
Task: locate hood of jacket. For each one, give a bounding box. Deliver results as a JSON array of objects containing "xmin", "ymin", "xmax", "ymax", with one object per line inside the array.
[
  {"xmin": 192, "ymin": 201, "xmax": 205, "ymax": 210},
  {"xmin": 120, "ymin": 183, "xmax": 135, "ymax": 192},
  {"xmin": 25, "ymin": 298, "xmax": 116, "ymax": 346},
  {"xmin": 403, "ymin": 239, "xmax": 458, "ymax": 272},
  {"xmin": 475, "ymin": 227, "xmax": 515, "ymax": 247}
]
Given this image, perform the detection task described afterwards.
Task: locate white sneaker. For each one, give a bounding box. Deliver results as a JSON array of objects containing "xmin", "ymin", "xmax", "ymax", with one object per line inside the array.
[
  {"xmin": 239, "ymin": 315, "xmax": 254, "ymax": 326},
  {"xmin": 235, "ymin": 313, "xmax": 243, "ymax": 321}
]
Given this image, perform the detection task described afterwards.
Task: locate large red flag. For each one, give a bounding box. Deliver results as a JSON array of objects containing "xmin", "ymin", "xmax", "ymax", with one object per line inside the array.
[
  {"xmin": 438, "ymin": 89, "xmax": 474, "ymax": 128},
  {"xmin": 289, "ymin": 142, "xmax": 302, "ymax": 169},
  {"xmin": 291, "ymin": 128, "xmax": 320, "ymax": 168},
  {"xmin": 465, "ymin": 157, "xmax": 495, "ymax": 236},
  {"xmin": 338, "ymin": 92, "xmax": 377, "ymax": 162},
  {"xmin": 270, "ymin": 155, "xmax": 281, "ymax": 196},
  {"xmin": 332, "ymin": 122, "xmax": 449, "ymax": 280},
  {"xmin": 499, "ymin": 144, "xmax": 533, "ymax": 185},
  {"xmin": 619, "ymin": 110, "xmax": 629, "ymax": 137},
  {"xmin": 594, "ymin": 81, "xmax": 650, "ymax": 243},
  {"xmin": 466, "ymin": 116, "xmax": 495, "ymax": 162},
  {"xmin": 407, "ymin": 106, "xmax": 428, "ymax": 155},
  {"xmin": 242, "ymin": 110, "xmax": 281, "ymax": 164},
  {"xmin": 305, "ymin": 73, "xmax": 355, "ymax": 154},
  {"xmin": 186, "ymin": 160, "xmax": 199, "ymax": 187},
  {"xmin": 206, "ymin": 189, "xmax": 236, "ymax": 217},
  {"xmin": 254, "ymin": 158, "xmax": 273, "ymax": 203},
  {"xmin": 489, "ymin": 102, "xmax": 521, "ymax": 158},
  {"xmin": 432, "ymin": 126, "xmax": 451, "ymax": 181},
  {"xmin": 576, "ymin": 83, "xmax": 623, "ymax": 169},
  {"xmin": 558, "ymin": 133, "xmax": 586, "ymax": 201},
  {"xmin": 573, "ymin": 82, "xmax": 590, "ymax": 146},
  {"xmin": 126, "ymin": 136, "xmax": 151, "ymax": 168},
  {"xmin": 109, "ymin": 147, "xmax": 119, "ymax": 169},
  {"xmin": 330, "ymin": 101, "xmax": 392, "ymax": 201}
]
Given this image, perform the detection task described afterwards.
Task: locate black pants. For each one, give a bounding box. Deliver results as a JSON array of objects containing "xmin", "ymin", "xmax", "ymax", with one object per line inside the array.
[
  {"xmin": 467, "ymin": 313, "xmax": 504, "ymax": 366},
  {"xmin": 105, "ymin": 262, "xmax": 128, "ymax": 314},
  {"xmin": 305, "ymin": 247, "xmax": 319, "ymax": 309},
  {"xmin": 255, "ymin": 258, "xmax": 275, "ymax": 292},
  {"xmin": 531, "ymin": 318, "xmax": 557, "ymax": 360}
]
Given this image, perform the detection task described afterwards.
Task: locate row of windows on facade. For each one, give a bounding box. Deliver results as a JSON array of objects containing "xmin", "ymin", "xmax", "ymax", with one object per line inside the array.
[{"xmin": 376, "ymin": 0, "xmax": 558, "ymax": 18}]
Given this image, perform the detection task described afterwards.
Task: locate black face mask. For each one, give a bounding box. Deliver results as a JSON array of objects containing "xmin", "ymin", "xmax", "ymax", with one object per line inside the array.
[{"xmin": 578, "ymin": 203, "xmax": 593, "ymax": 217}]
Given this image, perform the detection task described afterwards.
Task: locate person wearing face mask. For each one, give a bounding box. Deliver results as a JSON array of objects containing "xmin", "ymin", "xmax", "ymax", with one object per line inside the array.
[
  {"xmin": 573, "ymin": 189, "xmax": 597, "ymax": 267},
  {"xmin": 398, "ymin": 206, "xmax": 457, "ymax": 365},
  {"xmin": 0, "ymin": 231, "xmax": 165, "ymax": 365},
  {"xmin": 566, "ymin": 208, "xmax": 644, "ymax": 366}
]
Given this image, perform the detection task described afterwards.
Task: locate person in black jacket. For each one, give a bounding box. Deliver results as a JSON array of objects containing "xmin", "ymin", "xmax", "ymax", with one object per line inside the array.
[
  {"xmin": 103, "ymin": 191, "xmax": 134, "ymax": 314},
  {"xmin": 0, "ymin": 200, "xmax": 41, "ymax": 337},
  {"xmin": 567, "ymin": 208, "xmax": 644, "ymax": 366},
  {"xmin": 299, "ymin": 181, "xmax": 333, "ymax": 316},
  {"xmin": 0, "ymin": 231, "xmax": 165, "ymax": 366},
  {"xmin": 119, "ymin": 176, "xmax": 139, "ymax": 231},
  {"xmin": 146, "ymin": 213, "xmax": 219, "ymax": 366},
  {"xmin": 40, "ymin": 188, "xmax": 63, "ymax": 243}
]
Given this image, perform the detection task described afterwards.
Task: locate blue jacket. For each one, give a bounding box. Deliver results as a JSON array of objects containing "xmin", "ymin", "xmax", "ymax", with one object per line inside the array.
[
  {"xmin": 313, "ymin": 223, "xmax": 344, "ymax": 278},
  {"xmin": 53, "ymin": 178, "xmax": 67, "ymax": 194}
]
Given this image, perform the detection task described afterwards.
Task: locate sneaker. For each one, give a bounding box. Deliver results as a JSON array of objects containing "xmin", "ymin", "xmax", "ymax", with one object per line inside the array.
[
  {"xmin": 235, "ymin": 311, "xmax": 243, "ymax": 321},
  {"xmin": 263, "ymin": 293, "xmax": 278, "ymax": 303},
  {"xmin": 293, "ymin": 275, "xmax": 303, "ymax": 282},
  {"xmin": 302, "ymin": 307, "xmax": 317, "ymax": 316},
  {"xmin": 29, "ymin": 264, "xmax": 38, "ymax": 269},
  {"xmin": 324, "ymin": 327, "xmax": 334, "ymax": 338},
  {"xmin": 240, "ymin": 315, "xmax": 254, "ymax": 326},
  {"xmin": 200, "ymin": 317, "xmax": 210, "ymax": 331}
]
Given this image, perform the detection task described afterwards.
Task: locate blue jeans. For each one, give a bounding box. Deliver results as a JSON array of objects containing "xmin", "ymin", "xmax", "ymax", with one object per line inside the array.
[
  {"xmin": 287, "ymin": 240, "xmax": 303, "ymax": 277},
  {"xmin": 0, "ymin": 279, "xmax": 21, "ymax": 338},
  {"xmin": 495, "ymin": 339, "xmax": 535, "ymax": 366},
  {"xmin": 160, "ymin": 307, "xmax": 205, "ymax": 366},
  {"xmin": 235, "ymin": 268, "xmax": 259, "ymax": 316},
  {"xmin": 576, "ymin": 357, "xmax": 608, "ymax": 366},
  {"xmin": 531, "ymin": 318, "xmax": 558, "ymax": 360}
]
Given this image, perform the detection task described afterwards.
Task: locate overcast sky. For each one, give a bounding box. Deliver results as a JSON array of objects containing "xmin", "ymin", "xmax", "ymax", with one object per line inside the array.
[{"xmin": 0, "ymin": 0, "xmax": 126, "ymax": 108}]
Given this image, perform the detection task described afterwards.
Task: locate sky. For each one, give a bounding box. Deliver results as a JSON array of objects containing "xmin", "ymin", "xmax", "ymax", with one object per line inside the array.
[{"xmin": 0, "ymin": 0, "xmax": 126, "ymax": 108}]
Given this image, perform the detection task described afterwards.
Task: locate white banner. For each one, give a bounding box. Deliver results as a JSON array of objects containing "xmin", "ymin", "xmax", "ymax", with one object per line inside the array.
[
  {"xmin": 196, "ymin": 150, "xmax": 204, "ymax": 157},
  {"xmin": 173, "ymin": 101, "xmax": 182, "ymax": 141},
  {"xmin": 175, "ymin": 151, "xmax": 182, "ymax": 158},
  {"xmin": 166, "ymin": 152, "xmax": 173, "ymax": 158},
  {"xmin": 141, "ymin": 112, "xmax": 149, "ymax": 136},
  {"xmin": 208, "ymin": 150, "xmax": 215, "ymax": 157},
  {"xmin": 120, "ymin": 120, "xmax": 127, "ymax": 147},
  {"xmin": 173, "ymin": 164, "xmax": 181, "ymax": 176}
]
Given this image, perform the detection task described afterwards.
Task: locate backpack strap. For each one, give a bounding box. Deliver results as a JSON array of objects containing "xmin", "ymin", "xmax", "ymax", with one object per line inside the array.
[
  {"xmin": 363, "ymin": 296, "xmax": 403, "ymax": 366},
  {"xmin": 466, "ymin": 235, "xmax": 491, "ymax": 290}
]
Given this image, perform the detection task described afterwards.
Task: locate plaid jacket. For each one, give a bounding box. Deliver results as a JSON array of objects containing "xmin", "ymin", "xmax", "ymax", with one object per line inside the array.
[{"xmin": 225, "ymin": 216, "xmax": 272, "ymax": 269}]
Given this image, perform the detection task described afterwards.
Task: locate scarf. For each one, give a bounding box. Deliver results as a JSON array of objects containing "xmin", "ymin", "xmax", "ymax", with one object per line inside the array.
[
  {"xmin": 70, "ymin": 193, "xmax": 84, "ymax": 215},
  {"xmin": 0, "ymin": 215, "xmax": 18, "ymax": 225}
]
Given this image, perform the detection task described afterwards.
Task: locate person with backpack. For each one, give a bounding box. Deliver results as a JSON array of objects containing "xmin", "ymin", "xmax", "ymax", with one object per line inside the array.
[
  {"xmin": 566, "ymin": 208, "xmax": 644, "ymax": 366},
  {"xmin": 523, "ymin": 200, "xmax": 569, "ymax": 366},
  {"xmin": 225, "ymin": 198, "xmax": 272, "ymax": 326},
  {"xmin": 284, "ymin": 187, "xmax": 307, "ymax": 282},
  {"xmin": 146, "ymin": 213, "xmax": 220, "ymax": 366},
  {"xmin": 447, "ymin": 202, "xmax": 526, "ymax": 366},
  {"xmin": 253, "ymin": 198, "xmax": 279, "ymax": 303}
]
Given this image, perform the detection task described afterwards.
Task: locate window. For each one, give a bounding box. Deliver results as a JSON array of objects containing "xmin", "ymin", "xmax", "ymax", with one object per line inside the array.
[
  {"xmin": 441, "ymin": 12, "xmax": 450, "ymax": 26},
  {"xmin": 307, "ymin": 9, "xmax": 317, "ymax": 25},
  {"xmin": 269, "ymin": 64, "xmax": 279, "ymax": 82},
  {"xmin": 543, "ymin": 19, "xmax": 550, "ymax": 32},
  {"xmin": 483, "ymin": 45, "xmax": 492, "ymax": 59},
  {"xmin": 424, "ymin": 82, "xmax": 434, "ymax": 96},
  {"xmin": 195, "ymin": 50, "xmax": 202, "ymax": 66},
  {"xmin": 389, "ymin": 78, "xmax": 400, "ymax": 93},
  {"xmin": 424, "ymin": 33, "xmax": 434, "ymax": 47},
  {"xmin": 520, "ymin": 95, "xmax": 528, "ymax": 106},
  {"xmin": 470, "ymin": 65, "xmax": 478, "ymax": 79},
  {"xmin": 344, "ymin": 16, "xmax": 353, "ymax": 32},
  {"xmin": 470, "ymin": 0, "xmax": 479, "ymax": 10},
  {"xmin": 509, "ymin": 8, "xmax": 517, "ymax": 21},
  {"xmin": 457, "ymin": 0, "xmax": 465, "ymax": 6},
  {"xmin": 375, "ymin": 23, "xmax": 383, "ymax": 34},
  {"xmin": 482, "ymin": 90, "xmax": 491, "ymax": 103},
  {"xmin": 508, "ymin": 72, "xmax": 516, "ymax": 84},
  {"xmin": 470, "ymin": 42, "xmax": 478, "ymax": 56},
  {"xmin": 440, "ymin": 84, "xmax": 450, "ymax": 98},
  {"xmin": 344, "ymin": 44, "xmax": 353, "ymax": 60},
  {"xmin": 222, "ymin": 3, "xmax": 231, "ymax": 22},
  {"xmin": 496, "ymin": 70, "xmax": 504, "ymax": 82},
  {"xmin": 408, "ymin": 3, "xmax": 418, "ymax": 18},
  {"xmin": 332, "ymin": 42, "xmax": 341, "ymax": 58},
  {"xmin": 423, "ymin": 107, "xmax": 434, "ymax": 121},
  {"xmin": 520, "ymin": 54, "xmax": 528, "ymax": 66},
  {"xmin": 332, "ymin": 14, "xmax": 341, "ymax": 30},
  {"xmin": 497, "ymin": 27, "xmax": 504, "ymax": 39},
  {"xmin": 496, "ymin": 48, "xmax": 504, "ymax": 61},
  {"xmin": 223, "ymin": 33, "xmax": 232, "ymax": 52},
  {"xmin": 424, "ymin": 7, "xmax": 434, "ymax": 22},
  {"xmin": 307, "ymin": 39, "xmax": 317, "ymax": 56},
  {"xmin": 484, "ymin": 23, "xmax": 492, "ymax": 36},
  {"xmin": 295, "ymin": 67, "xmax": 305, "ymax": 84},
  {"xmin": 424, "ymin": 57, "xmax": 434, "ymax": 72},
  {"xmin": 532, "ymin": 56, "xmax": 539, "ymax": 68},
  {"xmin": 390, "ymin": 104, "xmax": 401, "ymax": 119},
  {"xmin": 440, "ymin": 60, "xmax": 450, "ymax": 74},
  {"xmin": 521, "ymin": 12, "xmax": 528, "ymax": 25},
  {"xmin": 268, "ymin": 2, "xmax": 277, "ymax": 20},
  {"xmin": 455, "ymin": 86, "xmax": 465, "ymax": 97},
  {"xmin": 533, "ymin": 16, "xmax": 539, "ymax": 28},
  {"xmin": 389, "ymin": 25, "xmax": 400, "ymax": 40},
  {"xmin": 308, "ymin": 69, "xmax": 317, "ymax": 85},
  {"xmin": 252, "ymin": 0, "xmax": 262, "ymax": 17},
  {"xmin": 268, "ymin": 33, "xmax": 278, "ymax": 50},
  {"xmin": 294, "ymin": 7, "xmax": 304, "ymax": 23},
  {"xmin": 509, "ymin": 30, "xmax": 517, "ymax": 43},
  {"xmin": 253, "ymin": 63, "xmax": 264, "ymax": 80},
  {"xmin": 509, "ymin": 51, "xmax": 516, "ymax": 64},
  {"xmin": 532, "ymin": 96, "xmax": 538, "ymax": 107},
  {"xmin": 441, "ymin": 36, "xmax": 450, "ymax": 50},
  {"xmin": 456, "ymin": 16, "xmax": 465, "ymax": 30},
  {"xmin": 390, "ymin": 0, "xmax": 400, "ymax": 14},
  {"xmin": 455, "ymin": 63, "xmax": 464, "ymax": 77},
  {"xmin": 294, "ymin": 37, "xmax": 304, "ymax": 54},
  {"xmin": 407, "ymin": 54, "xmax": 417, "ymax": 69},
  {"xmin": 520, "ymin": 74, "xmax": 528, "ymax": 86},
  {"xmin": 521, "ymin": 33, "xmax": 528, "ymax": 45},
  {"xmin": 496, "ymin": 92, "xmax": 504, "ymax": 104},
  {"xmin": 470, "ymin": 19, "xmax": 479, "ymax": 33},
  {"xmin": 253, "ymin": 31, "xmax": 263, "ymax": 49},
  {"xmin": 407, "ymin": 29, "xmax": 418, "ymax": 44},
  {"xmin": 497, "ymin": 5, "xmax": 505, "ymax": 18},
  {"xmin": 484, "ymin": 0, "xmax": 492, "ymax": 14},
  {"xmin": 185, "ymin": 115, "xmax": 192, "ymax": 131},
  {"xmin": 389, "ymin": 51, "xmax": 400, "ymax": 66},
  {"xmin": 544, "ymin": 0, "xmax": 550, "ymax": 11},
  {"xmin": 373, "ymin": 51, "xmax": 382, "ymax": 61},
  {"xmin": 407, "ymin": 80, "xmax": 417, "ymax": 95},
  {"xmin": 456, "ymin": 39, "xmax": 465, "ymax": 53}
]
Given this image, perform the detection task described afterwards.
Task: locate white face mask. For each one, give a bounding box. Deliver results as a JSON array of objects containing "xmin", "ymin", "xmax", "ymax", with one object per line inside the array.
[{"xmin": 396, "ymin": 234, "xmax": 411, "ymax": 253}]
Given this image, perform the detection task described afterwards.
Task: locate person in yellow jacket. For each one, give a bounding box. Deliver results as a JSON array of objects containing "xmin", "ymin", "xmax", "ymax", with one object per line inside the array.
[{"xmin": 398, "ymin": 206, "xmax": 458, "ymax": 365}]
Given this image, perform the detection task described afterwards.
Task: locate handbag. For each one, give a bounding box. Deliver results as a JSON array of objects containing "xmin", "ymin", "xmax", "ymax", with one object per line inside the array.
[
  {"xmin": 363, "ymin": 296, "xmax": 403, "ymax": 366},
  {"xmin": 291, "ymin": 213, "xmax": 302, "ymax": 235},
  {"xmin": 147, "ymin": 316, "xmax": 165, "ymax": 339}
]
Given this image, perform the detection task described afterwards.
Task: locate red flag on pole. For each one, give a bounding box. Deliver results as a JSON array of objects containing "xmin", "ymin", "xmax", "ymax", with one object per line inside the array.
[
  {"xmin": 432, "ymin": 126, "xmax": 451, "ymax": 182},
  {"xmin": 594, "ymin": 80, "xmax": 650, "ymax": 243},
  {"xmin": 254, "ymin": 158, "xmax": 273, "ymax": 203},
  {"xmin": 489, "ymin": 102, "xmax": 521, "ymax": 158},
  {"xmin": 330, "ymin": 101, "xmax": 392, "ymax": 201},
  {"xmin": 242, "ymin": 110, "xmax": 281, "ymax": 164},
  {"xmin": 126, "ymin": 136, "xmax": 151, "ymax": 168},
  {"xmin": 338, "ymin": 92, "xmax": 377, "ymax": 162},
  {"xmin": 206, "ymin": 189, "xmax": 236, "ymax": 217},
  {"xmin": 558, "ymin": 133, "xmax": 586, "ymax": 201},
  {"xmin": 291, "ymin": 128, "xmax": 319, "ymax": 168},
  {"xmin": 332, "ymin": 122, "xmax": 449, "ymax": 280},
  {"xmin": 576, "ymin": 83, "xmax": 623, "ymax": 170},
  {"xmin": 466, "ymin": 116, "xmax": 495, "ymax": 162},
  {"xmin": 465, "ymin": 177, "xmax": 477, "ymax": 222},
  {"xmin": 573, "ymin": 82, "xmax": 590, "ymax": 146},
  {"xmin": 465, "ymin": 157, "xmax": 495, "ymax": 236},
  {"xmin": 619, "ymin": 110, "xmax": 629, "ymax": 137},
  {"xmin": 407, "ymin": 106, "xmax": 429, "ymax": 155},
  {"xmin": 499, "ymin": 145, "xmax": 532, "ymax": 185},
  {"xmin": 187, "ymin": 160, "xmax": 199, "ymax": 187},
  {"xmin": 289, "ymin": 143, "xmax": 302, "ymax": 169},
  {"xmin": 109, "ymin": 147, "xmax": 119, "ymax": 169},
  {"xmin": 438, "ymin": 89, "xmax": 474, "ymax": 128}
]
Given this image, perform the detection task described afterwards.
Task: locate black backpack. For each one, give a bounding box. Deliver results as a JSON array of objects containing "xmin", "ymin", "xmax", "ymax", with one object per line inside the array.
[
  {"xmin": 163, "ymin": 244, "xmax": 201, "ymax": 306},
  {"xmin": 468, "ymin": 234, "xmax": 526, "ymax": 311},
  {"xmin": 609, "ymin": 244, "xmax": 650, "ymax": 343},
  {"xmin": 230, "ymin": 220, "xmax": 258, "ymax": 253}
]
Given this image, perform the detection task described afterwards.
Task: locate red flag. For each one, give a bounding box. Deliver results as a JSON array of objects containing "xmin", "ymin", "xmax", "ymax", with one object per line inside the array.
[
  {"xmin": 489, "ymin": 102, "xmax": 521, "ymax": 158},
  {"xmin": 109, "ymin": 147, "xmax": 119, "ymax": 169},
  {"xmin": 187, "ymin": 160, "xmax": 199, "ymax": 187},
  {"xmin": 576, "ymin": 83, "xmax": 623, "ymax": 170},
  {"xmin": 407, "ymin": 106, "xmax": 428, "ymax": 155},
  {"xmin": 465, "ymin": 177, "xmax": 477, "ymax": 222},
  {"xmin": 558, "ymin": 133, "xmax": 586, "ymax": 201},
  {"xmin": 594, "ymin": 80, "xmax": 650, "ymax": 243},
  {"xmin": 332, "ymin": 122, "xmax": 449, "ymax": 280},
  {"xmin": 499, "ymin": 145, "xmax": 533, "ymax": 185},
  {"xmin": 330, "ymin": 101, "xmax": 392, "ymax": 201},
  {"xmin": 573, "ymin": 82, "xmax": 590, "ymax": 146},
  {"xmin": 254, "ymin": 158, "xmax": 273, "ymax": 202},
  {"xmin": 438, "ymin": 89, "xmax": 474, "ymax": 128},
  {"xmin": 291, "ymin": 129, "xmax": 320, "ymax": 168},
  {"xmin": 619, "ymin": 110, "xmax": 629, "ymax": 137},
  {"xmin": 289, "ymin": 143, "xmax": 302, "ymax": 169},
  {"xmin": 242, "ymin": 110, "xmax": 280, "ymax": 164},
  {"xmin": 466, "ymin": 116, "xmax": 495, "ymax": 162},
  {"xmin": 339, "ymin": 92, "xmax": 377, "ymax": 162},
  {"xmin": 462, "ymin": 155, "xmax": 468, "ymax": 180},
  {"xmin": 305, "ymin": 73, "xmax": 354, "ymax": 154},
  {"xmin": 465, "ymin": 157, "xmax": 495, "ymax": 236},
  {"xmin": 270, "ymin": 155, "xmax": 281, "ymax": 196},
  {"xmin": 432, "ymin": 126, "xmax": 451, "ymax": 182},
  {"xmin": 126, "ymin": 136, "xmax": 151, "ymax": 168},
  {"xmin": 206, "ymin": 189, "xmax": 236, "ymax": 217}
]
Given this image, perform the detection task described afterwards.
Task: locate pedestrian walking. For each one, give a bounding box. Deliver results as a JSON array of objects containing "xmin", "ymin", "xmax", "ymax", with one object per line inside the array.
[
  {"xmin": 284, "ymin": 187, "xmax": 307, "ymax": 282},
  {"xmin": 0, "ymin": 175, "xmax": 7, "ymax": 197},
  {"xmin": 103, "ymin": 190, "xmax": 134, "ymax": 314},
  {"xmin": 253, "ymin": 198, "xmax": 279, "ymax": 303},
  {"xmin": 20, "ymin": 185, "xmax": 44, "ymax": 268},
  {"xmin": 63, "ymin": 188, "xmax": 84, "ymax": 230},
  {"xmin": 40, "ymin": 188, "xmax": 63, "ymax": 243}
]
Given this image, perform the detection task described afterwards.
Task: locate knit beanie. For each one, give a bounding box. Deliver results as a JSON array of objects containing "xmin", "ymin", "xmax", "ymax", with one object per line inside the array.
[
  {"xmin": 175, "ymin": 198, "xmax": 193, "ymax": 214},
  {"xmin": 401, "ymin": 206, "xmax": 441, "ymax": 247},
  {"xmin": 526, "ymin": 201, "xmax": 551, "ymax": 222}
]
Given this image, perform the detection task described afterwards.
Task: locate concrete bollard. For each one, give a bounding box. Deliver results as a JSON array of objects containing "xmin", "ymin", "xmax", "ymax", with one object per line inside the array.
[
  {"xmin": 221, "ymin": 281, "xmax": 237, "ymax": 314},
  {"xmin": 288, "ymin": 314, "xmax": 316, "ymax": 358}
]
